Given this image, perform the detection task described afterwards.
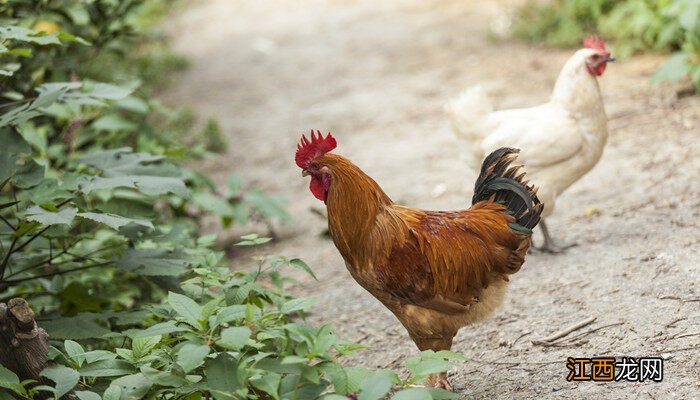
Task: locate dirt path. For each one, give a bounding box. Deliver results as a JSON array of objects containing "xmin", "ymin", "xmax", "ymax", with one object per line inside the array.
[{"xmin": 164, "ymin": 1, "xmax": 699, "ymax": 398}]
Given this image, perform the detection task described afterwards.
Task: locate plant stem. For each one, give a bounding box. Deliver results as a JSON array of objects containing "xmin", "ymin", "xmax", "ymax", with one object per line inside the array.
[
  {"xmin": 1, "ymin": 261, "xmax": 113, "ymax": 286},
  {"xmin": 0, "ymin": 97, "xmax": 36, "ymax": 110},
  {"xmin": 4, "ymin": 241, "xmax": 77, "ymax": 279},
  {"xmin": 12, "ymin": 226, "xmax": 50, "ymax": 255},
  {"xmin": 0, "ymin": 215, "xmax": 17, "ymax": 231},
  {"xmin": 0, "ymin": 236, "xmax": 18, "ymax": 280}
]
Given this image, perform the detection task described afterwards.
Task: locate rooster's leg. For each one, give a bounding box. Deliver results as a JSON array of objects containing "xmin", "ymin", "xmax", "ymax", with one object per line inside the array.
[
  {"xmin": 425, "ymin": 371, "xmax": 453, "ymax": 391},
  {"xmin": 535, "ymin": 220, "xmax": 577, "ymax": 254},
  {"xmin": 413, "ymin": 336, "xmax": 455, "ymax": 390}
]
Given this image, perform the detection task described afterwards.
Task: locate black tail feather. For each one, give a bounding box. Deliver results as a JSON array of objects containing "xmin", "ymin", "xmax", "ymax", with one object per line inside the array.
[{"xmin": 472, "ymin": 148, "xmax": 543, "ymax": 232}]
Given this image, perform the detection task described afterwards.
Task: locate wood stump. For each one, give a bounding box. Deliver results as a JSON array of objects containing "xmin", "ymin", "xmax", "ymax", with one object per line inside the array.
[{"xmin": 0, "ymin": 298, "xmax": 50, "ymax": 398}]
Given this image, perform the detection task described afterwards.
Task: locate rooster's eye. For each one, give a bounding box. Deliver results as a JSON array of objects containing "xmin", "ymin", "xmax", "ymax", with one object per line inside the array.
[{"xmin": 310, "ymin": 163, "xmax": 319, "ymax": 169}]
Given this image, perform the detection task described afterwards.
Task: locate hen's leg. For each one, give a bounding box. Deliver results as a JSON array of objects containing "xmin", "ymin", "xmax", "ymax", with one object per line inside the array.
[
  {"xmin": 413, "ymin": 336, "xmax": 454, "ymax": 391},
  {"xmin": 534, "ymin": 220, "xmax": 577, "ymax": 254}
]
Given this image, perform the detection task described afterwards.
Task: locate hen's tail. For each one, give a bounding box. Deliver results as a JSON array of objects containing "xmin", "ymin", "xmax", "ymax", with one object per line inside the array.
[
  {"xmin": 445, "ymin": 86, "xmax": 494, "ymax": 136},
  {"xmin": 472, "ymin": 148, "xmax": 543, "ymax": 233},
  {"xmin": 445, "ymin": 86, "xmax": 494, "ymax": 169}
]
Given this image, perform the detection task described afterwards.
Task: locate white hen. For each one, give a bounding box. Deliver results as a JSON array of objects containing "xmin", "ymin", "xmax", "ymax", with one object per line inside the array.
[{"xmin": 447, "ymin": 38, "xmax": 614, "ymax": 252}]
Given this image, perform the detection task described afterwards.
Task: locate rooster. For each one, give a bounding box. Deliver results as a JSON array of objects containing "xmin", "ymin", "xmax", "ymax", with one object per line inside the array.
[
  {"xmin": 446, "ymin": 37, "xmax": 614, "ymax": 252},
  {"xmin": 296, "ymin": 131, "xmax": 542, "ymax": 389}
]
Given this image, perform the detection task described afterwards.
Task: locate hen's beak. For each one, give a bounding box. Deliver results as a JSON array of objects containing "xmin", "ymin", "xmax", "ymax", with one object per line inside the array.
[
  {"xmin": 301, "ymin": 170, "xmax": 310, "ymax": 177},
  {"xmin": 606, "ymin": 55, "xmax": 616, "ymax": 62}
]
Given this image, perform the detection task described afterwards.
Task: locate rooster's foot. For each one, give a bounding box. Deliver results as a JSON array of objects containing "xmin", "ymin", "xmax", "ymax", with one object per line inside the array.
[{"xmin": 424, "ymin": 372, "xmax": 453, "ymax": 391}]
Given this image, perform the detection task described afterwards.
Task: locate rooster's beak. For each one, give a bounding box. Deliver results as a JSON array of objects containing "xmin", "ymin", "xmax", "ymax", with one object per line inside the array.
[
  {"xmin": 606, "ymin": 55, "xmax": 616, "ymax": 62},
  {"xmin": 301, "ymin": 170, "xmax": 310, "ymax": 177}
]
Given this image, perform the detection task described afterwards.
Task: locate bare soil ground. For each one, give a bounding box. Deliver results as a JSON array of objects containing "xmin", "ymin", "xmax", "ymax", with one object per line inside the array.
[{"xmin": 163, "ymin": 1, "xmax": 699, "ymax": 398}]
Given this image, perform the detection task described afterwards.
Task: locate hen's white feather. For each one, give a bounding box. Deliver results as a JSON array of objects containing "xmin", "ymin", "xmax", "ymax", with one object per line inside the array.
[{"xmin": 448, "ymin": 48, "xmax": 609, "ymax": 217}]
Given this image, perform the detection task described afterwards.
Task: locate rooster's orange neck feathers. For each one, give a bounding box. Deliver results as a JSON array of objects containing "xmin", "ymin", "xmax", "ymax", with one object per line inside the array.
[{"xmin": 315, "ymin": 154, "xmax": 393, "ymax": 262}]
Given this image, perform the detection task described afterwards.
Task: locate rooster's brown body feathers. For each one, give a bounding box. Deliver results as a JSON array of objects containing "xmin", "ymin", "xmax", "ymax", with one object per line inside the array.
[{"xmin": 315, "ymin": 148, "xmax": 542, "ymax": 353}]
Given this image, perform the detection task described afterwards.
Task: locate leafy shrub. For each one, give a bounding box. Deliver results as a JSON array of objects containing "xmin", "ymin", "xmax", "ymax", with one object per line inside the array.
[
  {"xmin": 1, "ymin": 236, "xmax": 461, "ymax": 399},
  {"xmin": 0, "ymin": 24, "xmax": 287, "ymax": 313},
  {"xmin": 1, "ymin": 4, "xmax": 464, "ymax": 400},
  {"xmin": 513, "ymin": 0, "xmax": 700, "ymax": 92}
]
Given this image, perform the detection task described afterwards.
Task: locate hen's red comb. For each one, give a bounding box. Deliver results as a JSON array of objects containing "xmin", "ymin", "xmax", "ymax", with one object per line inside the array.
[
  {"xmin": 583, "ymin": 36, "xmax": 607, "ymax": 51},
  {"xmin": 295, "ymin": 130, "xmax": 337, "ymax": 168}
]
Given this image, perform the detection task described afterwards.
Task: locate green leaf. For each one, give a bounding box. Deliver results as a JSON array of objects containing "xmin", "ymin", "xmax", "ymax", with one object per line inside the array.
[
  {"xmin": 134, "ymin": 321, "xmax": 190, "ymax": 337},
  {"xmin": 244, "ymin": 191, "xmax": 290, "ymax": 220},
  {"xmin": 227, "ymin": 174, "xmax": 241, "ymax": 194},
  {"xmin": 391, "ymin": 388, "xmax": 433, "ymax": 400},
  {"xmin": 215, "ymin": 305, "xmax": 247, "ymax": 326},
  {"xmin": 75, "ymin": 391, "xmax": 102, "ymax": 400},
  {"xmin": 168, "ymin": 292, "xmax": 202, "ymax": 328},
  {"xmin": 281, "ymin": 297, "xmax": 315, "ymax": 314},
  {"xmin": 0, "ymin": 26, "xmax": 60, "ymax": 45},
  {"xmin": 91, "ymin": 114, "xmax": 138, "ymax": 132},
  {"xmin": 235, "ymin": 234, "xmax": 271, "ymax": 246},
  {"xmin": 139, "ymin": 365, "xmax": 188, "ymax": 387},
  {"xmin": 77, "ymin": 212, "xmax": 153, "ymax": 230},
  {"xmin": 83, "ymin": 176, "xmax": 188, "ymax": 198},
  {"xmin": 0, "ymin": 129, "xmax": 45, "ymax": 187},
  {"xmin": 653, "ymin": 52, "xmax": 691, "ymax": 83},
  {"xmin": 102, "ymin": 385, "xmax": 121, "ymax": 400},
  {"xmin": 192, "ymin": 192, "xmax": 235, "ymax": 217},
  {"xmin": 289, "ymin": 258, "xmax": 317, "ymax": 280},
  {"xmin": 77, "ymin": 82, "xmax": 134, "ymax": 101},
  {"xmin": 216, "ymin": 326, "xmax": 252, "ymax": 350},
  {"xmin": 177, "ymin": 344, "xmax": 210, "ymax": 373},
  {"xmin": 132, "ymin": 335, "xmax": 161, "ymax": 359},
  {"xmin": 250, "ymin": 372, "xmax": 282, "ymax": 400},
  {"xmin": 42, "ymin": 314, "xmax": 112, "ymax": 340},
  {"xmin": 80, "ymin": 359, "xmax": 134, "ymax": 377},
  {"xmin": 64, "ymin": 340, "xmax": 86, "ymax": 366},
  {"xmin": 56, "ymin": 32, "xmax": 90, "ymax": 46},
  {"xmin": 679, "ymin": 0, "xmax": 700, "ymax": 30},
  {"xmin": 426, "ymin": 388, "xmax": 459, "ymax": 399},
  {"xmin": 106, "ymin": 373, "xmax": 152, "ymax": 400},
  {"xmin": 116, "ymin": 249, "xmax": 190, "ymax": 277},
  {"xmin": 41, "ymin": 365, "xmax": 80, "ymax": 399},
  {"xmin": 115, "ymin": 348, "xmax": 135, "ymax": 363},
  {"xmin": 82, "ymin": 350, "xmax": 117, "ymax": 364},
  {"xmin": 357, "ymin": 371, "xmax": 397, "ymax": 400},
  {"xmin": 320, "ymin": 365, "xmax": 373, "ymax": 395},
  {"xmin": 114, "ymin": 96, "xmax": 149, "ymax": 114},
  {"xmin": 200, "ymin": 297, "xmax": 222, "ymax": 320},
  {"xmin": 25, "ymin": 205, "xmax": 77, "ymax": 226},
  {"xmin": 206, "ymin": 353, "xmax": 239, "ymax": 400},
  {"xmin": 0, "ymin": 81, "xmax": 131, "ymax": 127},
  {"xmin": 78, "ymin": 148, "xmax": 162, "ymax": 172},
  {"xmin": 0, "ymin": 364, "xmax": 20, "ymax": 392},
  {"xmin": 281, "ymin": 356, "xmax": 307, "ymax": 365},
  {"xmin": 411, "ymin": 359, "xmax": 454, "ymax": 377}
]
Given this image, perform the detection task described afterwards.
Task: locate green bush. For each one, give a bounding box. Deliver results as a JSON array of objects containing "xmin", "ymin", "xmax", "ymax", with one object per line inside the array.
[
  {"xmin": 513, "ymin": 0, "xmax": 700, "ymax": 92},
  {"xmin": 1, "ymin": 3, "xmax": 463, "ymax": 399},
  {"xmin": 1, "ymin": 235, "xmax": 461, "ymax": 399}
]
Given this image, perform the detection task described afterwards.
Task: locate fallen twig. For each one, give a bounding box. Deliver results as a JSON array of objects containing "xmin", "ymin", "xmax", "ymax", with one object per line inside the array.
[
  {"xmin": 661, "ymin": 345, "xmax": 700, "ymax": 353},
  {"xmin": 532, "ymin": 316, "xmax": 596, "ymax": 345},
  {"xmin": 665, "ymin": 317, "xmax": 686, "ymax": 328},
  {"xmin": 673, "ymin": 331, "xmax": 700, "ymax": 340},
  {"xmin": 658, "ymin": 295, "xmax": 700, "ymax": 303},
  {"xmin": 474, "ymin": 359, "xmax": 562, "ymax": 366},
  {"xmin": 510, "ymin": 330, "xmax": 533, "ymax": 347},
  {"xmin": 563, "ymin": 322, "xmax": 625, "ymax": 343}
]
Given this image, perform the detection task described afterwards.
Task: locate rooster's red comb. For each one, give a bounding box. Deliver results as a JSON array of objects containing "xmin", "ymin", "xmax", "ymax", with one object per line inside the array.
[
  {"xmin": 295, "ymin": 130, "xmax": 337, "ymax": 168},
  {"xmin": 583, "ymin": 36, "xmax": 607, "ymax": 51}
]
